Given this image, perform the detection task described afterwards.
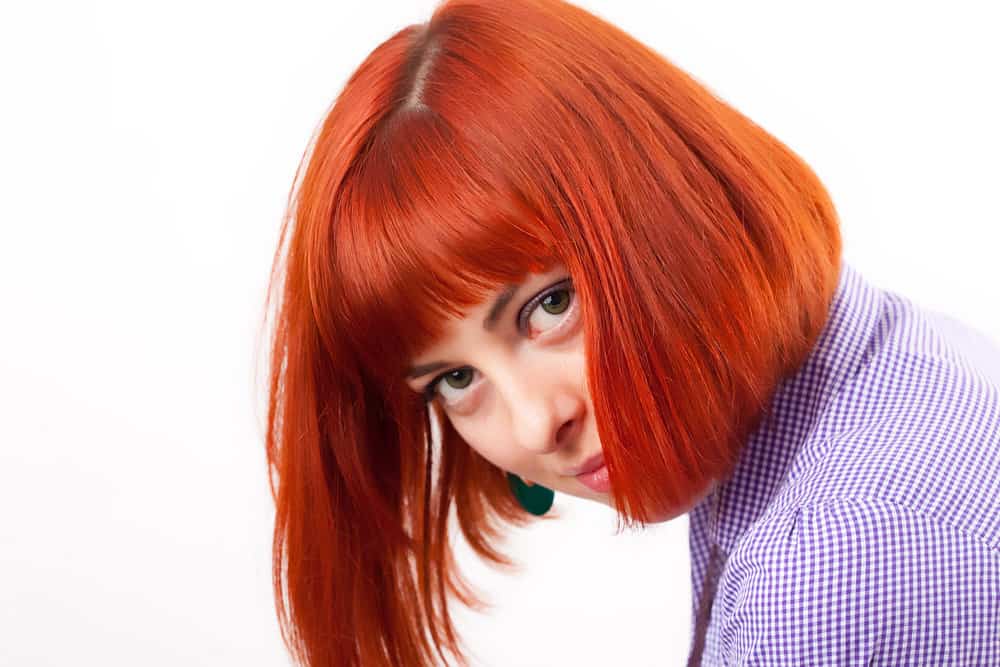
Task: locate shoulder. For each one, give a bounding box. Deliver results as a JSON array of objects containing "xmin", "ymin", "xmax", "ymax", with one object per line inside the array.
[
  {"xmin": 707, "ymin": 496, "xmax": 1000, "ymax": 666},
  {"xmin": 781, "ymin": 293, "xmax": 1000, "ymax": 545}
]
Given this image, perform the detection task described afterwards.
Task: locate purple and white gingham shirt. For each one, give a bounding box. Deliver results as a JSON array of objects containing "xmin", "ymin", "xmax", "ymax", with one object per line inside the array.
[{"xmin": 686, "ymin": 260, "xmax": 1000, "ymax": 666}]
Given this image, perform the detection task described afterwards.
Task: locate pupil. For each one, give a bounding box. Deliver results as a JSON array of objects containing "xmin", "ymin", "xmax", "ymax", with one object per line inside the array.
[
  {"xmin": 445, "ymin": 369, "xmax": 472, "ymax": 389},
  {"xmin": 542, "ymin": 289, "xmax": 569, "ymax": 314}
]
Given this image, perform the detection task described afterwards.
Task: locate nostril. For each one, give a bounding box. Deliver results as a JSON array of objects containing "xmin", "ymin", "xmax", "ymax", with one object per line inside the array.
[{"xmin": 555, "ymin": 419, "xmax": 577, "ymax": 445}]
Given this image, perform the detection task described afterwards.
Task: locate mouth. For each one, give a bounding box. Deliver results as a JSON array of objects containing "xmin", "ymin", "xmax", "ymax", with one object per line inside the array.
[
  {"xmin": 564, "ymin": 452, "xmax": 605, "ymax": 477},
  {"xmin": 575, "ymin": 463, "xmax": 610, "ymax": 493},
  {"xmin": 568, "ymin": 453, "xmax": 610, "ymax": 493}
]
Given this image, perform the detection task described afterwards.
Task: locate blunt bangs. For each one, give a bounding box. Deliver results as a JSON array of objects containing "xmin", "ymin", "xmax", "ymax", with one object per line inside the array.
[{"xmin": 325, "ymin": 105, "xmax": 562, "ymax": 379}]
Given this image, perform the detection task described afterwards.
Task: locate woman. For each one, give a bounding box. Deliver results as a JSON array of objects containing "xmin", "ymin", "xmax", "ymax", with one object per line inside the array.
[{"xmin": 262, "ymin": 0, "xmax": 1000, "ymax": 665}]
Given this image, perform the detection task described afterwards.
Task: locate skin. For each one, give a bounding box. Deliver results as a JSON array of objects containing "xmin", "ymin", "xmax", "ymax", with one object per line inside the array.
[{"xmin": 406, "ymin": 262, "xmax": 717, "ymax": 521}]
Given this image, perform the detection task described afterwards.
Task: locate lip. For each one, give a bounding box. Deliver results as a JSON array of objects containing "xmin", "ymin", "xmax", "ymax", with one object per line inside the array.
[
  {"xmin": 574, "ymin": 459, "xmax": 610, "ymax": 493},
  {"xmin": 565, "ymin": 452, "xmax": 605, "ymax": 477}
]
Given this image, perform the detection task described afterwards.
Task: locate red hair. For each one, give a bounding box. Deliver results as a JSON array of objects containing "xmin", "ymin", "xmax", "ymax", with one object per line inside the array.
[{"xmin": 260, "ymin": 0, "xmax": 842, "ymax": 664}]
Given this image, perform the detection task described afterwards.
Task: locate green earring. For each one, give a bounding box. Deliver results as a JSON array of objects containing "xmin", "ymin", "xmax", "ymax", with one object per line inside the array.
[{"xmin": 507, "ymin": 472, "xmax": 554, "ymax": 516}]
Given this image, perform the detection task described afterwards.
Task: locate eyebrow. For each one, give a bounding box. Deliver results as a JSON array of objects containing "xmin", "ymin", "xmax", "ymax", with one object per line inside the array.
[{"xmin": 405, "ymin": 283, "xmax": 519, "ymax": 380}]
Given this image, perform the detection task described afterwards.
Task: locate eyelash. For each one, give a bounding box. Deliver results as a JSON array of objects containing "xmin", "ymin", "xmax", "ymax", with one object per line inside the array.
[{"xmin": 421, "ymin": 278, "xmax": 576, "ymax": 404}]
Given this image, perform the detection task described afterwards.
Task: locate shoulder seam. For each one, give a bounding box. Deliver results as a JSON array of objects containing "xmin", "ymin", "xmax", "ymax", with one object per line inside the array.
[{"xmin": 794, "ymin": 495, "xmax": 998, "ymax": 554}]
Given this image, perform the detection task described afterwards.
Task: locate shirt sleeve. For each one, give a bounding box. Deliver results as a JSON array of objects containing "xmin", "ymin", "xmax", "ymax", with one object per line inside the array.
[{"xmin": 709, "ymin": 497, "xmax": 1000, "ymax": 666}]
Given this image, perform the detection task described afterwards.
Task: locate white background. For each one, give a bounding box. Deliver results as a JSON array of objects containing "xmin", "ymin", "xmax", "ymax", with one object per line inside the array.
[{"xmin": 1, "ymin": 1, "xmax": 997, "ymax": 665}]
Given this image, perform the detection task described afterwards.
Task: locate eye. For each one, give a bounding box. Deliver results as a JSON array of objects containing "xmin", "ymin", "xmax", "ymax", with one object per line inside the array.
[
  {"xmin": 422, "ymin": 279, "xmax": 579, "ymax": 406},
  {"xmin": 523, "ymin": 281, "xmax": 574, "ymax": 337},
  {"xmin": 423, "ymin": 367, "xmax": 477, "ymax": 405}
]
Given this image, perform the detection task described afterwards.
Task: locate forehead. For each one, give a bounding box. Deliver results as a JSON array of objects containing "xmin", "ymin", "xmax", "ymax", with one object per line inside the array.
[{"xmin": 410, "ymin": 283, "xmax": 513, "ymax": 359}]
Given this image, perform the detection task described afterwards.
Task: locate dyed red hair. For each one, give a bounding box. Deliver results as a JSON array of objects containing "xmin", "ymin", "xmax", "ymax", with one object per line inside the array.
[{"xmin": 260, "ymin": 0, "xmax": 842, "ymax": 664}]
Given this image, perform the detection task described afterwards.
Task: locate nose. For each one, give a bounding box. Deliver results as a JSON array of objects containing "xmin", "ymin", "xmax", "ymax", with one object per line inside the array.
[{"xmin": 501, "ymin": 371, "xmax": 586, "ymax": 456}]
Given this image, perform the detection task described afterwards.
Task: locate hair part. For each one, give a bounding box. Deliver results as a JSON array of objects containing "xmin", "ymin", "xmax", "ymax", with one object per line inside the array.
[{"xmin": 261, "ymin": 0, "xmax": 842, "ymax": 664}]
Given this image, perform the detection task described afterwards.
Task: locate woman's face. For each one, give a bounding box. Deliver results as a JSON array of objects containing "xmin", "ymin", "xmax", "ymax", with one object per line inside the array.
[{"xmin": 405, "ymin": 262, "xmax": 616, "ymax": 508}]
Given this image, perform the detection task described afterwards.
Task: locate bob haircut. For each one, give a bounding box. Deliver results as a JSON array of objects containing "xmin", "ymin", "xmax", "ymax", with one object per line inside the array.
[{"xmin": 261, "ymin": 0, "xmax": 842, "ymax": 664}]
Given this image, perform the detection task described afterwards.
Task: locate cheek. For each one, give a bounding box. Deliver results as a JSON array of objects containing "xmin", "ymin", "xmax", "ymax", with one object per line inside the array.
[
  {"xmin": 450, "ymin": 416, "xmax": 538, "ymax": 476},
  {"xmin": 452, "ymin": 418, "xmax": 508, "ymax": 469}
]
